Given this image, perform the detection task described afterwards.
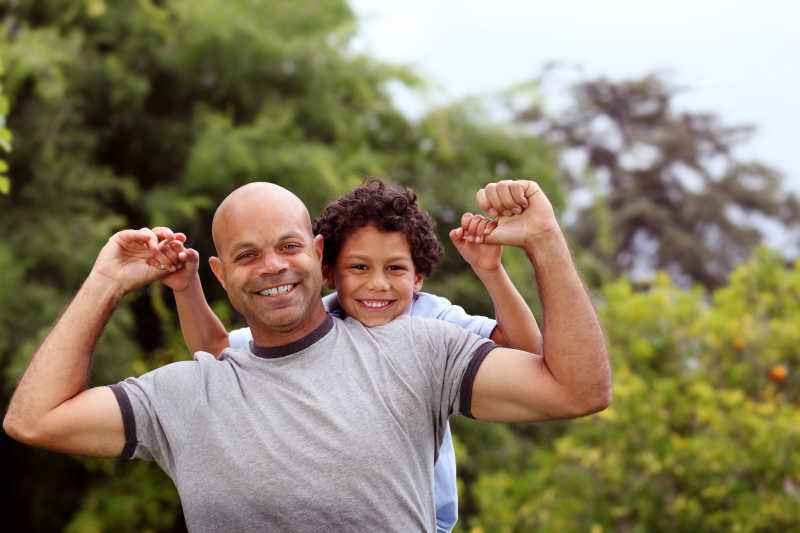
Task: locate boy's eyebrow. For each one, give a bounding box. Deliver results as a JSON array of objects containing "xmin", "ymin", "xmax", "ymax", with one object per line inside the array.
[{"xmin": 340, "ymin": 252, "xmax": 414, "ymax": 263}]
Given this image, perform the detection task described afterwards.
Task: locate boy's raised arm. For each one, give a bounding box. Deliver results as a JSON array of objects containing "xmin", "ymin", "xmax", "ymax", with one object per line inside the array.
[
  {"xmin": 449, "ymin": 213, "xmax": 542, "ymax": 354},
  {"xmin": 150, "ymin": 230, "xmax": 230, "ymax": 357},
  {"xmin": 465, "ymin": 180, "xmax": 611, "ymax": 423}
]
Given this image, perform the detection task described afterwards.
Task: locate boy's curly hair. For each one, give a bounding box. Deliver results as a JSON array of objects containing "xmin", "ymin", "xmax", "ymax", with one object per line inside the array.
[{"xmin": 313, "ymin": 177, "xmax": 444, "ymax": 277}]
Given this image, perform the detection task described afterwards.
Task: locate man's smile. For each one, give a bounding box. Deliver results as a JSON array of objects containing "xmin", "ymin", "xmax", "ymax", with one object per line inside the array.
[{"xmin": 256, "ymin": 283, "xmax": 299, "ymax": 297}]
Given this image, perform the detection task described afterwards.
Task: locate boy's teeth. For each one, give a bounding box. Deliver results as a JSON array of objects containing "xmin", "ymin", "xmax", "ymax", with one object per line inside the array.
[
  {"xmin": 363, "ymin": 300, "xmax": 390, "ymax": 308},
  {"xmin": 259, "ymin": 284, "xmax": 294, "ymax": 296}
]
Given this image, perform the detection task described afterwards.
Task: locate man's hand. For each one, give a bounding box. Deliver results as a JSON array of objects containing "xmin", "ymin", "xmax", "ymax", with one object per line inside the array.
[
  {"xmin": 477, "ymin": 180, "xmax": 560, "ymax": 248},
  {"xmin": 92, "ymin": 228, "xmax": 184, "ymax": 295},
  {"xmin": 449, "ymin": 213, "xmax": 502, "ymax": 274}
]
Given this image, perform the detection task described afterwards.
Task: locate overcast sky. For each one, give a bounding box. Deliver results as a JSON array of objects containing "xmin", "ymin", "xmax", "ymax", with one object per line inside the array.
[{"xmin": 349, "ymin": 0, "xmax": 800, "ymax": 196}]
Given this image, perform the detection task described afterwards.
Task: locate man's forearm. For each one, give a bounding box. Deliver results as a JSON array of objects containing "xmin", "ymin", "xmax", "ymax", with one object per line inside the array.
[
  {"xmin": 4, "ymin": 271, "xmax": 123, "ymax": 438},
  {"xmin": 525, "ymin": 230, "xmax": 611, "ymax": 413},
  {"xmin": 173, "ymin": 272, "xmax": 229, "ymax": 357}
]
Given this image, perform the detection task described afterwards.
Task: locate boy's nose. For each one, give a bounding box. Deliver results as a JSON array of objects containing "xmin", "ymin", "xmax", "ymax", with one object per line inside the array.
[{"xmin": 366, "ymin": 271, "xmax": 390, "ymax": 291}]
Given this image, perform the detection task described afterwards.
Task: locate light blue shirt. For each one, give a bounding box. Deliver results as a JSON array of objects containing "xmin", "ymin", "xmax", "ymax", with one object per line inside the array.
[{"xmin": 229, "ymin": 291, "xmax": 496, "ymax": 533}]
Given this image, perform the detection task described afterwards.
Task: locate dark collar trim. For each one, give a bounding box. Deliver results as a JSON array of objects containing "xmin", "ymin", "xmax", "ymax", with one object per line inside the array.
[{"xmin": 250, "ymin": 315, "xmax": 334, "ymax": 358}]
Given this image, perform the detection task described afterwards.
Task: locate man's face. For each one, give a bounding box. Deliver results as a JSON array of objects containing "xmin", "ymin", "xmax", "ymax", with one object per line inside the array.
[
  {"xmin": 211, "ymin": 191, "xmax": 325, "ymax": 343},
  {"xmin": 326, "ymin": 225, "xmax": 423, "ymax": 327}
]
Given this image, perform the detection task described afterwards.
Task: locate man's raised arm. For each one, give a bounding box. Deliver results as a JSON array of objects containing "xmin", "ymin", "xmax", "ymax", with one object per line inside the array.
[
  {"xmin": 3, "ymin": 229, "xmax": 185, "ymax": 456},
  {"xmin": 465, "ymin": 180, "xmax": 611, "ymax": 422}
]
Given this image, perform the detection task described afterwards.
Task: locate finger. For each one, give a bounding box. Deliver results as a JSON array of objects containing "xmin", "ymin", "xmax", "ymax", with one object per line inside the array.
[
  {"xmin": 474, "ymin": 217, "xmax": 490, "ymax": 243},
  {"xmin": 449, "ymin": 227, "xmax": 464, "ymax": 243},
  {"xmin": 460, "ymin": 213, "xmax": 475, "ymax": 242},
  {"xmin": 476, "ymin": 189, "xmax": 495, "ymax": 218},
  {"xmin": 181, "ymin": 248, "xmax": 200, "ymax": 264},
  {"xmin": 159, "ymin": 241, "xmax": 183, "ymax": 266},
  {"xmin": 151, "ymin": 227, "xmax": 176, "ymax": 243},
  {"xmin": 522, "ymin": 180, "xmax": 541, "ymax": 200},
  {"xmin": 465, "ymin": 214, "xmax": 482, "ymax": 242},
  {"xmin": 483, "ymin": 184, "xmax": 503, "ymax": 217},
  {"xmin": 509, "ymin": 181, "xmax": 528, "ymax": 210},
  {"xmin": 495, "ymin": 182, "xmax": 519, "ymax": 216},
  {"xmin": 174, "ymin": 232, "xmax": 187, "ymax": 243},
  {"xmin": 123, "ymin": 228, "xmax": 158, "ymax": 251}
]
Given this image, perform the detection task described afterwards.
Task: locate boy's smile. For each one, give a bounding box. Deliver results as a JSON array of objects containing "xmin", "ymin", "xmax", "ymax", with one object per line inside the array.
[{"xmin": 327, "ymin": 225, "xmax": 423, "ymax": 327}]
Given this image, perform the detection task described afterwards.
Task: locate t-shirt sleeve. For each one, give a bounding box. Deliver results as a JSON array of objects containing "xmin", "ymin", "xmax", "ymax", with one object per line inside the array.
[
  {"xmin": 412, "ymin": 317, "xmax": 499, "ymax": 421},
  {"xmin": 108, "ymin": 358, "xmax": 204, "ymax": 476},
  {"xmin": 228, "ymin": 327, "xmax": 253, "ymax": 349},
  {"xmin": 411, "ymin": 292, "xmax": 496, "ymax": 339}
]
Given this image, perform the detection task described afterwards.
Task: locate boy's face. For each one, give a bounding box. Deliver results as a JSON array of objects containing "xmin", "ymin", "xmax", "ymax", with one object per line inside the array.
[{"xmin": 325, "ymin": 225, "xmax": 423, "ymax": 327}]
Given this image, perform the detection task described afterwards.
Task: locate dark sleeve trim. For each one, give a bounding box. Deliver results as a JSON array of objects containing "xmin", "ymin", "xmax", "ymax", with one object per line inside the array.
[
  {"xmin": 459, "ymin": 341, "xmax": 500, "ymax": 419},
  {"xmin": 109, "ymin": 384, "xmax": 137, "ymax": 459}
]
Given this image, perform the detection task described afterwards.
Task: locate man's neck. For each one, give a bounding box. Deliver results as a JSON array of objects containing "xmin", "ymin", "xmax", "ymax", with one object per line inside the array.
[{"xmin": 249, "ymin": 301, "xmax": 328, "ymax": 348}]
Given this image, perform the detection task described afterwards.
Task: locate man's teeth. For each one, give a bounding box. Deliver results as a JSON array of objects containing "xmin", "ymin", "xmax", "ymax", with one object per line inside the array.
[
  {"xmin": 259, "ymin": 284, "xmax": 294, "ymax": 296},
  {"xmin": 363, "ymin": 300, "xmax": 390, "ymax": 308}
]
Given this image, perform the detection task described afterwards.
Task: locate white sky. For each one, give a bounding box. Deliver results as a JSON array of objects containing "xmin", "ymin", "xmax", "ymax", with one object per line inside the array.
[{"xmin": 349, "ymin": 0, "xmax": 800, "ymax": 195}]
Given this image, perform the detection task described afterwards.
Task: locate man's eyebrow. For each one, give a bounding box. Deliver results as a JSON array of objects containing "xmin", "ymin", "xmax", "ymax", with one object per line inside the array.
[
  {"xmin": 278, "ymin": 231, "xmax": 306, "ymax": 241},
  {"xmin": 229, "ymin": 233, "xmax": 307, "ymax": 255},
  {"xmin": 229, "ymin": 241, "xmax": 257, "ymax": 256}
]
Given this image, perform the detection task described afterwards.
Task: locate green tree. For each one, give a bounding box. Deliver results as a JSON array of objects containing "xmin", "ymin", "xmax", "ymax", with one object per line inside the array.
[
  {"xmin": 461, "ymin": 252, "xmax": 800, "ymax": 532},
  {"xmin": 0, "ymin": 57, "xmax": 10, "ymax": 194},
  {"xmin": 514, "ymin": 71, "xmax": 800, "ymax": 288}
]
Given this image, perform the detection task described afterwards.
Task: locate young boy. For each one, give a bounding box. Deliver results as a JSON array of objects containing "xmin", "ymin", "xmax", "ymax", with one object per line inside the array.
[{"xmin": 154, "ymin": 178, "xmax": 541, "ymax": 533}]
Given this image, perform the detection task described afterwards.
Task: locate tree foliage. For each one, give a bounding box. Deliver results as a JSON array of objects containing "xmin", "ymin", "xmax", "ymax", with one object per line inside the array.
[
  {"xmin": 459, "ymin": 250, "xmax": 800, "ymax": 532},
  {"xmin": 514, "ymin": 71, "xmax": 800, "ymax": 288}
]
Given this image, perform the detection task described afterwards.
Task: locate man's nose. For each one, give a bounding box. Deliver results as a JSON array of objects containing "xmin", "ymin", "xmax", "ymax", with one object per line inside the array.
[{"xmin": 259, "ymin": 251, "xmax": 289, "ymax": 274}]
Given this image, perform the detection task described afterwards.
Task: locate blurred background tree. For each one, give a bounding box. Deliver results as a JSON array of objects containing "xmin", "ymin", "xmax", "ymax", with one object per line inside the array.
[
  {"xmin": 512, "ymin": 70, "xmax": 800, "ymax": 288},
  {"xmin": 1, "ymin": 1, "xmax": 797, "ymax": 532}
]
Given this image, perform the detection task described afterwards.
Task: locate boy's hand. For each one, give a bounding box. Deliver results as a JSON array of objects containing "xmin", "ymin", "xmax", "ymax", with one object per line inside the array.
[
  {"xmin": 477, "ymin": 180, "xmax": 560, "ymax": 248},
  {"xmin": 449, "ymin": 213, "xmax": 502, "ymax": 273},
  {"xmin": 145, "ymin": 227, "xmax": 200, "ymax": 292}
]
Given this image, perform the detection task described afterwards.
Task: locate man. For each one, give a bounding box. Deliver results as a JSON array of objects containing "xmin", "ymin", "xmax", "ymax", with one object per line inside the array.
[{"xmin": 4, "ymin": 180, "xmax": 610, "ymax": 532}]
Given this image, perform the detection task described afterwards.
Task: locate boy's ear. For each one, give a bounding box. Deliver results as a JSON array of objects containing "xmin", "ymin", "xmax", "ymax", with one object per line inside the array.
[
  {"xmin": 413, "ymin": 272, "xmax": 424, "ymax": 293},
  {"xmin": 322, "ymin": 265, "xmax": 336, "ymax": 290},
  {"xmin": 209, "ymin": 256, "xmax": 227, "ymax": 291}
]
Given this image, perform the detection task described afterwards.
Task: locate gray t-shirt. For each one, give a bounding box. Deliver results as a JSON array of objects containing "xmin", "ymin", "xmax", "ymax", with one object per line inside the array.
[{"xmin": 110, "ymin": 314, "xmax": 496, "ymax": 532}]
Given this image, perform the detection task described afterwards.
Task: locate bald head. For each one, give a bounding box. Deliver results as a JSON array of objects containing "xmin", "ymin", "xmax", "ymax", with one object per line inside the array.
[{"xmin": 212, "ymin": 182, "xmax": 313, "ymax": 257}]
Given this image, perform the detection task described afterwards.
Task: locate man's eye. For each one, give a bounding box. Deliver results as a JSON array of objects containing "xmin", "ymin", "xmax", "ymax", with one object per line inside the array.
[
  {"xmin": 282, "ymin": 243, "xmax": 301, "ymax": 251},
  {"xmin": 236, "ymin": 252, "xmax": 254, "ymax": 261}
]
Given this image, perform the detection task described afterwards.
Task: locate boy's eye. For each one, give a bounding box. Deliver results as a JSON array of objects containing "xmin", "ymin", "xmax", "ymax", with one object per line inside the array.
[
  {"xmin": 388, "ymin": 265, "xmax": 407, "ymax": 272},
  {"xmin": 350, "ymin": 264, "xmax": 368, "ymax": 271}
]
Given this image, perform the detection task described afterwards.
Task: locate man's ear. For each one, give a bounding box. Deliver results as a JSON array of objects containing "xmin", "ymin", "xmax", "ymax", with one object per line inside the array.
[
  {"xmin": 413, "ymin": 272, "xmax": 424, "ymax": 293},
  {"xmin": 209, "ymin": 256, "xmax": 226, "ymax": 291},
  {"xmin": 313, "ymin": 234, "xmax": 324, "ymax": 261}
]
